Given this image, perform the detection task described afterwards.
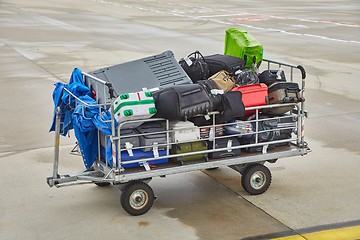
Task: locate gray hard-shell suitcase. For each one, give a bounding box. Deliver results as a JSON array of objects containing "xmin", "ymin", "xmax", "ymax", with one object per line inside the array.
[
  {"xmin": 84, "ymin": 51, "xmax": 192, "ymax": 104},
  {"xmin": 100, "ymin": 129, "xmax": 140, "ymax": 150},
  {"xmin": 136, "ymin": 121, "xmax": 168, "ymax": 152},
  {"xmin": 118, "ymin": 128, "xmax": 141, "ymax": 149}
]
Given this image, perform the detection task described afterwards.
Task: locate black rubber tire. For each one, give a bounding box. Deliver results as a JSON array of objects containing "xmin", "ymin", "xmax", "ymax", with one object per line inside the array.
[
  {"xmin": 121, "ymin": 181, "xmax": 155, "ymax": 216},
  {"xmin": 241, "ymin": 164, "xmax": 272, "ymax": 195},
  {"xmin": 94, "ymin": 182, "xmax": 111, "ymax": 187}
]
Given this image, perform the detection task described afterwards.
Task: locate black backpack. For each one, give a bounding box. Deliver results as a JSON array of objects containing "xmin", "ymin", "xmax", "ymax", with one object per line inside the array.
[{"xmin": 179, "ymin": 51, "xmax": 209, "ymax": 83}]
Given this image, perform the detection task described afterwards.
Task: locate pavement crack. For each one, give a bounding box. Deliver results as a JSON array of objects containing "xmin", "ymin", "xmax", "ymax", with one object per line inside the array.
[
  {"xmin": 201, "ymin": 169, "xmax": 298, "ymax": 238},
  {"xmin": 1, "ymin": 41, "xmax": 65, "ymax": 83},
  {"xmin": 0, "ymin": 144, "xmax": 76, "ymax": 157}
]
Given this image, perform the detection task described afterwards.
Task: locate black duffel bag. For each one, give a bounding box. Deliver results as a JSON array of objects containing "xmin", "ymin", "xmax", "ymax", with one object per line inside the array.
[
  {"xmin": 153, "ymin": 84, "xmax": 213, "ymax": 121},
  {"xmin": 189, "ymin": 91, "xmax": 246, "ymax": 126}
]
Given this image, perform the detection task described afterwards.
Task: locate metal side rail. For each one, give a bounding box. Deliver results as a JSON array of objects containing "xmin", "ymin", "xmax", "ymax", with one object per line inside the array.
[{"xmin": 112, "ymin": 144, "xmax": 310, "ymax": 183}]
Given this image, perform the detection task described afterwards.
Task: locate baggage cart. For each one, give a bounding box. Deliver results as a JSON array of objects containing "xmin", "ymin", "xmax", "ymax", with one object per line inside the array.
[{"xmin": 46, "ymin": 59, "xmax": 310, "ymax": 216}]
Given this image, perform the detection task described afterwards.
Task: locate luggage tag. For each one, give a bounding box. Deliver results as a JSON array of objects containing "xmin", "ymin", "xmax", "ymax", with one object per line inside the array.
[
  {"xmin": 125, "ymin": 142, "xmax": 134, "ymax": 157},
  {"xmin": 184, "ymin": 57, "xmax": 193, "ymax": 66},
  {"xmin": 234, "ymin": 69, "xmax": 242, "ymax": 75},
  {"xmin": 276, "ymin": 68, "xmax": 283, "ymax": 79},
  {"xmin": 152, "ymin": 143, "xmax": 159, "ymax": 158},
  {"xmin": 209, "ymin": 127, "xmax": 215, "ymax": 141},
  {"xmin": 210, "ymin": 89, "xmax": 224, "ymax": 95},
  {"xmin": 112, "ymin": 140, "xmax": 117, "ymax": 167},
  {"xmin": 227, "ymin": 139, "xmax": 233, "ymax": 152},
  {"xmin": 262, "ymin": 144, "xmax": 269, "ymax": 154},
  {"xmin": 142, "ymin": 87, "xmax": 160, "ymax": 92}
]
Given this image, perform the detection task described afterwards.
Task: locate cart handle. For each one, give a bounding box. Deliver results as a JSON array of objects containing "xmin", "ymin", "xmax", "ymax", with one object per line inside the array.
[
  {"xmin": 297, "ymin": 65, "xmax": 306, "ymax": 80},
  {"xmin": 82, "ymin": 71, "xmax": 116, "ymax": 99},
  {"xmin": 105, "ymin": 82, "xmax": 115, "ymax": 99}
]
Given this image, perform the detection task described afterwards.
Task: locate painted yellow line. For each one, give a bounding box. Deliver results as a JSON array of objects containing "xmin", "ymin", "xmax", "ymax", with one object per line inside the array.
[{"xmin": 272, "ymin": 225, "xmax": 360, "ymax": 240}]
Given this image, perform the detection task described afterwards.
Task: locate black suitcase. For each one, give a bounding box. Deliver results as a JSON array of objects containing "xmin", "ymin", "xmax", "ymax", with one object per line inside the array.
[
  {"xmin": 153, "ymin": 84, "xmax": 213, "ymax": 121},
  {"xmin": 258, "ymin": 69, "xmax": 286, "ymax": 86},
  {"xmin": 272, "ymin": 114, "xmax": 297, "ymax": 147},
  {"xmin": 241, "ymin": 114, "xmax": 296, "ymax": 152},
  {"xmin": 208, "ymin": 137, "xmax": 241, "ymax": 159},
  {"xmin": 179, "ymin": 51, "xmax": 209, "ymax": 82},
  {"xmin": 204, "ymin": 54, "xmax": 246, "ymax": 76}
]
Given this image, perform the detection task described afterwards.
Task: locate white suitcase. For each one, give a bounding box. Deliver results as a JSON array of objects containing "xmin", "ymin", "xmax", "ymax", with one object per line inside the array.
[
  {"xmin": 169, "ymin": 121, "xmax": 200, "ymax": 143},
  {"xmin": 113, "ymin": 90, "xmax": 157, "ymax": 128}
]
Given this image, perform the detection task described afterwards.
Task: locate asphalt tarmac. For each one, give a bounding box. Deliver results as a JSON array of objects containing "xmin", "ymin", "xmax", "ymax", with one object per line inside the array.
[{"xmin": 0, "ymin": 0, "xmax": 359, "ymax": 239}]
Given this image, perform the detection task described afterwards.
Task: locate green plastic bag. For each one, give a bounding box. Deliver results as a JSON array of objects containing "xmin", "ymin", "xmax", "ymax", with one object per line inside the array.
[{"xmin": 224, "ymin": 28, "xmax": 264, "ymax": 68}]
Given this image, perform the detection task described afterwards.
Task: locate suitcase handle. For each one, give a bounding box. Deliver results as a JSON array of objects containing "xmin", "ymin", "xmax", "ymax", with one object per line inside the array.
[
  {"xmin": 219, "ymin": 152, "xmax": 235, "ymax": 158},
  {"xmin": 286, "ymin": 87, "xmax": 300, "ymax": 92},
  {"xmin": 188, "ymin": 51, "xmax": 206, "ymax": 62}
]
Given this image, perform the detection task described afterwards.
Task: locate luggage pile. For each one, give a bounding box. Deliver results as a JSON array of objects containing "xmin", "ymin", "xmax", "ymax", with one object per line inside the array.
[{"xmin": 52, "ymin": 28, "xmax": 305, "ymax": 169}]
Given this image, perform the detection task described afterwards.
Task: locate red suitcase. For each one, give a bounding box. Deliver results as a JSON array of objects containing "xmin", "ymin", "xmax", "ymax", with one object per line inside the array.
[{"xmin": 232, "ymin": 84, "xmax": 268, "ymax": 115}]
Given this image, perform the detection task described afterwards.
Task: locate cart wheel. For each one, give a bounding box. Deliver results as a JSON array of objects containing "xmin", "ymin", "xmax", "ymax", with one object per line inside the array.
[
  {"xmin": 121, "ymin": 181, "xmax": 155, "ymax": 216},
  {"xmin": 94, "ymin": 182, "xmax": 111, "ymax": 187},
  {"xmin": 241, "ymin": 164, "xmax": 272, "ymax": 195}
]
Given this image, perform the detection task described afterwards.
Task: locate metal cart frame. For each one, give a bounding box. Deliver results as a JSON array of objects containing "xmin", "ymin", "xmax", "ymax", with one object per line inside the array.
[{"xmin": 47, "ymin": 59, "xmax": 311, "ymax": 216}]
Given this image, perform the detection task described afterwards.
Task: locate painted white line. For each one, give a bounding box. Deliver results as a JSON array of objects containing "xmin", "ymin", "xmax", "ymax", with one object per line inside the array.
[
  {"xmin": 280, "ymin": 31, "xmax": 302, "ymax": 36},
  {"xmin": 197, "ymin": 13, "xmax": 252, "ymax": 18},
  {"xmin": 141, "ymin": 0, "xmax": 360, "ymax": 28},
  {"xmin": 92, "ymin": 0, "xmax": 360, "ymax": 44},
  {"xmin": 266, "ymin": 15, "xmax": 287, "ymax": 20},
  {"xmin": 208, "ymin": 19, "xmax": 233, "ymax": 25},
  {"xmin": 280, "ymin": 23, "xmax": 309, "ymax": 28},
  {"xmin": 303, "ymin": 34, "xmax": 350, "ymax": 43}
]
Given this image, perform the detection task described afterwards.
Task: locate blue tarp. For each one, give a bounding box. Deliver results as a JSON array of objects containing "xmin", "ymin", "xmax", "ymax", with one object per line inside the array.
[
  {"xmin": 50, "ymin": 68, "xmax": 91, "ymax": 135},
  {"xmin": 50, "ymin": 68, "xmax": 115, "ymax": 169}
]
